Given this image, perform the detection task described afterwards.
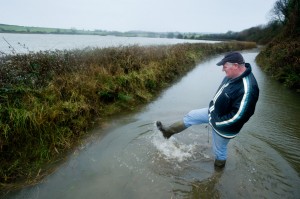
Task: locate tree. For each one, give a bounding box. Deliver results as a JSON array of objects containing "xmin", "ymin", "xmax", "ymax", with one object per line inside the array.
[
  {"xmin": 176, "ymin": 33, "xmax": 183, "ymax": 39},
  {"xmin": 167, "ymin": 32, "xmax": 174, "ymax": 38},
  {"xmin": 272, "ymin": 0, "xmax": 289, "ymax": 23},
  {"xmin": 272, "ymin": 0, "xmax": 300, "ymax": 26}
]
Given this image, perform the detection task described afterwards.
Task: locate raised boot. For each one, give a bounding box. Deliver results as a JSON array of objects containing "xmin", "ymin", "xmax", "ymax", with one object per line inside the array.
[
  {"xmin": 156, "ymin": 121, "xmax": 187, "ymax": 139},
  {"xmin": 214, "ymin": 159, "xmax": 226, "ymax": 169}
]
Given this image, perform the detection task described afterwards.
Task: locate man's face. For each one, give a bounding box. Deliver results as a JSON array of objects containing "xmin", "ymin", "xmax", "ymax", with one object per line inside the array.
[{"xmin": 222, "ymin": 62, "xmax": 238, "ymax": 78}]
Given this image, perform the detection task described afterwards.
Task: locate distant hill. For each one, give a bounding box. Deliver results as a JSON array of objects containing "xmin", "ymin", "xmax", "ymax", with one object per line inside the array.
[
  {"xmin": 0, "ymin": 24, "xmax": 115, "ymax": 35},
  {"xmin": 0, "ymin": 24, "xmax": 198, "ymax": 39}
]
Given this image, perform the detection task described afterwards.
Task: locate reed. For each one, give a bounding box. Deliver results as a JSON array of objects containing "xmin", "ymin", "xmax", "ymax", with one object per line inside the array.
[{"xmin": 0, "ymin": 41, "xmax": 256, "ymax": 191}]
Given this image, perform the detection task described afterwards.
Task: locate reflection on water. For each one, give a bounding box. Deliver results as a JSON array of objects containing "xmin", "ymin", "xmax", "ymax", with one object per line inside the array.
[{"xmin": 3, "ymin": 50, "xmax": 300, "ymax": 199}]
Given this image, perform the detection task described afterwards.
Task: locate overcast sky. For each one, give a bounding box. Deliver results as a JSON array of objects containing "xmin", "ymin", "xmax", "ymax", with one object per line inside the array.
[{"xmin": 1, "ymin": 0, "xmax": 277, "ymax": 33}]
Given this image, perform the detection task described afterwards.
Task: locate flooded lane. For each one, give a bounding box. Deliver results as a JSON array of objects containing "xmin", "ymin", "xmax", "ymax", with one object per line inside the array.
[{"xmin": 3, "ymin": 50, "xmax": 300, "ymax": 199}]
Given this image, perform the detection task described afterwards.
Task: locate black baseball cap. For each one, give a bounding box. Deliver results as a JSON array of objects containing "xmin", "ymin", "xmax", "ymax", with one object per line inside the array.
[{"xmin": 216, "ymin": 52, "xmax": 245, "ymax": 66}]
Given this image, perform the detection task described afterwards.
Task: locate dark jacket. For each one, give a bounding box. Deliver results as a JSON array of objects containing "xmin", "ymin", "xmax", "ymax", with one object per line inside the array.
[{"xmin": 208, "ymin": 63, "xmax": 259, "ymax": 138}]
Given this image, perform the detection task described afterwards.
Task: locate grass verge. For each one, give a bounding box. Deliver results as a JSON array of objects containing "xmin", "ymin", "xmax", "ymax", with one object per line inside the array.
[{"xmin": 256, "ymin": 38, "xmax": 300, "ymax": 91}]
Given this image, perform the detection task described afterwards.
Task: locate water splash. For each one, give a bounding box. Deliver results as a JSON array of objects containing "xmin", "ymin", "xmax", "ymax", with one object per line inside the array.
[{"xmin": 151, "ymin": 123, "xmax": 198, "ymax": 163}]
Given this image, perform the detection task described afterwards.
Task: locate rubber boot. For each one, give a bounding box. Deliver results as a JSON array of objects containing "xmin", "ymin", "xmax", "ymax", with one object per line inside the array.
[
  {"xmin": 214, "ymin": 159, "xmax": 226, "ymax": 170},
  {"xmin": 156, "ymin": 121, "xmax": 187, "ymax": 139}
]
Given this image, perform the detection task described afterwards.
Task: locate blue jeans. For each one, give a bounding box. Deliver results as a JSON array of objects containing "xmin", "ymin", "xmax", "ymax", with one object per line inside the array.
[{"xmin": 183, "ymin": 108, "xmax": 230, "ymax": 161}]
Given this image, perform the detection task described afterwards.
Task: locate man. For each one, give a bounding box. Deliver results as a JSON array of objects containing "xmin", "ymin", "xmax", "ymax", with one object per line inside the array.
[{"xmin": 156, "ymin": 51, "xmax": 259, "ymax": 169}]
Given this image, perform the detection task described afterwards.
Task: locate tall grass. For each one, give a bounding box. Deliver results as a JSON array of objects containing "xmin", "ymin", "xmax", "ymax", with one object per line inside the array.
[{"xmin": 0, "ymin": 41, "xmax": 256, "ymax": 191}]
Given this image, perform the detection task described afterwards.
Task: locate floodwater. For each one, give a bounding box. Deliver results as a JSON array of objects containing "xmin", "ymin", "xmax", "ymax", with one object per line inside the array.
[
  {"xmin": 2, "ymin": 50, "xmax": 300, "ymax": 199},
  {"xmin": 0, "ymin": 33, "xmax": 216, "ymax": 54}
]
